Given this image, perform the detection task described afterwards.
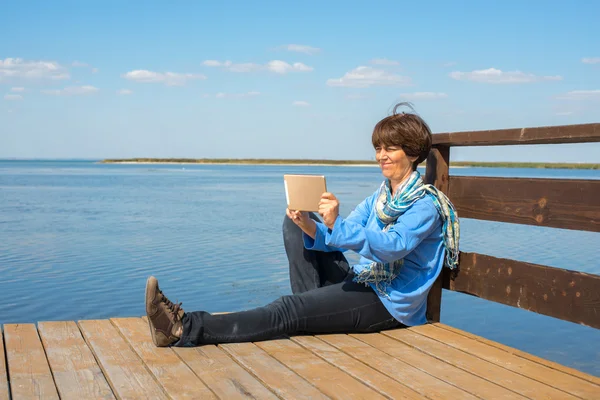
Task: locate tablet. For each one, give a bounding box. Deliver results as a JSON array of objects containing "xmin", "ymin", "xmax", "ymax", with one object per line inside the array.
[{"xmin": 283, "ymin": 174, "xmax": 327, "ymax": 212}]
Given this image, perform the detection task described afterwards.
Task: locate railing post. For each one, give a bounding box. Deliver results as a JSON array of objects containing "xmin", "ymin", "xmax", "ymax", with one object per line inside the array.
[{"xmin": 425, "ymin": 145, "xmax": 450, "ymax": 322}]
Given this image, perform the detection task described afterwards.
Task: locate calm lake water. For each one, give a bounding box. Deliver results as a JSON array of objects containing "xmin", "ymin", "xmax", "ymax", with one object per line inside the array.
[{"xmin": 1, "ymin": 160, "xmax": 599, "ymax": 376}]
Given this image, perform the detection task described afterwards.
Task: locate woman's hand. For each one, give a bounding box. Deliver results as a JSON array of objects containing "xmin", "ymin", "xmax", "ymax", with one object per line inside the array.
[
  {"xmin": 286, "ymin": 208, "xmax": 317, "ymax": 238},
  {"xmin": 319, "ymin": 192, "xmax": 339, "ymax": 229}
]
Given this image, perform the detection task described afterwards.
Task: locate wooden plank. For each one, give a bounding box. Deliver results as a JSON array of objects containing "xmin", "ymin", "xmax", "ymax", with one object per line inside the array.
[
  {"xmin": 256, "ymin": 338, "xmax": 386, "ymax": 400},
  {"xmin": 443, "ymin": 252, "xmax": 600, "ymax": 329},
  {"xmin": 432, "ymin": 122, "xmax": 600, "ymax": 146},
  {"xmin": 411, "ymin": 323, "xmax": 600, "ymax": 399},
  {"xmin": 447, "ymin": 176, "xmax": 600, "ymax": 232},
  {"xmin": 174, "ymin": 344, "xmax": 278, "ymax": 400},
  {"xmin": 350, "ymin": 332, "xmax": 526, "ymax": 400},
  {"xmin": 78, "ymin": 319, "xmax": 169, "ymax": 400},
  {"xmin": 383, "ymin": 328, "xmax": 580, "ymax": 399},
  {"xmin": 436, "ymin": 322, "xmax": 600, "ymax": 386},
  {"xmin": 425, "ymin": 146, "xmax": 450, "ymax": 193},
  {"xmin": 292, "ymin": 335, "xmax": 427, "ymax": 399},
  {"xmin": 3, "ymin": 324, "xmax": 59, "ymax": 400},
  {"xmin": 38, "ymin": 321, "xmax": 115, "ymax": 400},
  {"xmin": 0, "ymin": 329, "xmax": 9, "ymax": 400},
  {"xmin": 424, "ymin": 145, "xmax": 450, "ymax": 323},
  {"xmin": 315, "ymin": 333, "xmax": 477, "ymax": 399},
  {"xmin": 111, "ymin": 317, "xmax": 215, "ymax": 399},
  {"xmin": 220, "ymin": 342, "xmax": 329, "ymax": 400}
]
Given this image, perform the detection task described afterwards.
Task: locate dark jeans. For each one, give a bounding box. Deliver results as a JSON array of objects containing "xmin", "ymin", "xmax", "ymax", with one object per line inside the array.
[{"xmin": 176, "ymin": 214, "xmax": 402, "ymax": 346}]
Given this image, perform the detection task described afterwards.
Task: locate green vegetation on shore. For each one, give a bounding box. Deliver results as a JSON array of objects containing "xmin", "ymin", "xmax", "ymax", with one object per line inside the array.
[
  {"xmin": 101, "ymin": 158, "xmax": 377, "ymax": 165},
  {"xmin": 100, "ymin": 158, "xmax": 600, "ymax": 169}
]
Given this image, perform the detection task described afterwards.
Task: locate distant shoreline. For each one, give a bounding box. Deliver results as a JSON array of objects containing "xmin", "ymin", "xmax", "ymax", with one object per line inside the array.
[{"xmin": 99, "ymin": 158, "xmax": 600, "ymax": 170}]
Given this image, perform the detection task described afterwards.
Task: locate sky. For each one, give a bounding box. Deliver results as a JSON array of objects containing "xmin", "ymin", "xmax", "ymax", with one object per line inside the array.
[{"xmin": 1, "ymin": 0, "xmax": 599, "ymax": 162}]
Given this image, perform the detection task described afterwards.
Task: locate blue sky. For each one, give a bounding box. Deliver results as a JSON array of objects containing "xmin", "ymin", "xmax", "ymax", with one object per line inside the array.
[{"xmin": 1, "ymin": 0, "xmax": 599, "ymax": 162}]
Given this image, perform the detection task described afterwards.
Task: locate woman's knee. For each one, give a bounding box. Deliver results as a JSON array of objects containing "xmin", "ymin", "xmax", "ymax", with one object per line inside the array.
[
  {"xmin": 282, "ymin": 212, "xmax": 321, "ymax": 245},
  {"xmin": 282, "ymin": 213, "xmax": 302, "ymax": 241}
]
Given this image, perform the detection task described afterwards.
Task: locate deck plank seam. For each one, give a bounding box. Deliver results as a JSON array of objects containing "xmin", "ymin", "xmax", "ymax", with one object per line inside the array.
[
  {"xmin": 107, "ymin": 318, "xmax": 179, "ymax": 400},
  {"xmin": 34, "ymin": 323, "xmax": 62, "ymax": 399},
  {"xmin": 433, "ymin": 323, "xmax": 600, "ymax": 386},
  {"xmin": 169, "ymin": 344, "xmax": 233, "ymax": 399},
  {"xmin": 410, "ymin": 326, "xmax": 597, "ymax": 399},
  {"xmin": 218, "ymin": 342, "xmax": 331, "ymax": 400},
  {"xmin": 384, "ymin": 329, "xmax": 585, "ymax": 400},
  {"xmin": 76, "ymin": 320, "xmax": 139, "ymax": 400},
  {"xmin": 378, "ymin": 330, "xmax": 537, "ymax": 400},
  {"xmin": 142, "ymin": 315, "xmax": 281, "ymax": 399},
  {"xmin": 215, "ymin": 344, "xmax": 292, "ymax": 400},
  {"xmin": 254, "ymin": 338, "xmax": 370, "ymax": 400},
  {"xmin": 291, "ymin": 335, "xmax": 421, "ymax": 400},
  {"xmin": 217, "ymin": 346, "xmax": 291, "ymax": 400},
  {"xmin": 1, "ymin": 327, "xmax": 12, "ymax": 400},
  {"xmin": 77, "ymin": 318, "xmax": 172, "ymax": 399},
  {"xmin": 256, "ymin": 337, "xmax": 390, "ymax": 400},
  {"xmin": 348, "ymin": 333, "xmax": 494, "ymax": 400}
]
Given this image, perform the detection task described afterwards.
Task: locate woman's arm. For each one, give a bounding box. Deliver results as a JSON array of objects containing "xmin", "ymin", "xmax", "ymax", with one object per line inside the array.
[
  {"xmin": 325, "ymin": 199, "xmax": 441, "ymax": 263},
  {"xmin": 303, "ymin": 193, "xmax": 375, "ymax": 252}
]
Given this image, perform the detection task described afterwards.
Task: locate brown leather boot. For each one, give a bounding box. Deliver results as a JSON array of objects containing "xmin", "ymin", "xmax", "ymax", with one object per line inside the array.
[{"xmin": 145, "ymin": 276, "xmax": 184, "ymax": 347}]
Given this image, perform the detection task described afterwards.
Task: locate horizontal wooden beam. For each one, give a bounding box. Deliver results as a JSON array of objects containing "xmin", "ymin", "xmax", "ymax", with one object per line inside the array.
[
  {"xmin": 433, "ymin": 123, "xmax": 600, "ymax": 147},
  {"xmin": 443, "ymin": 252, "xmax": 600, "ymax": 329},
  {"xmin": 447, "ymin": 176, "xmax": 600, "ymax": 232}
]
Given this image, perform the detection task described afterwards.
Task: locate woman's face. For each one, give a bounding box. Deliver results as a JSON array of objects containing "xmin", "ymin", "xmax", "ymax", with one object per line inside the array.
[{"xmin": 375, "ymin": 145, "xmax": 417, "ymax": 183}]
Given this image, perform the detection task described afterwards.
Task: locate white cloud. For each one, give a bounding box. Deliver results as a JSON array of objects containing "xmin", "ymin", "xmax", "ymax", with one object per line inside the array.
[
  {"xmin": 280, "ymin": 44, "xmax": 321, "ymax": 55},
  {"xmin": 327, "ymin": 66, "xmax": 411, "ymax": 88},
  {"xmin": 213, "ymin": 91, "xmax": 260, "ymax": 99},
  {"xmin": 41, "ymin": 85, "xmax": 99, "ymax": 96},
  {"xmin": 117, "ymin": 89, "xmax": 133, "ymax": 95},
  {"xmin": 398, "ymin": 92, "xmax": 448, "ymax": 100},
  {"xmin": 292, "ymin": 100, "xmax": 310, "ymax": 107},
  {"xmin": 202, "ymin": 60, "xmax": 260, "ymax": 72},
  {"xmin": 72, "ymin": 61, "xmax": 98, "ymax": 73},
  {"xmin": 4, "ymin": 94, "xmax": 23, "ymax": 100},
  {"xmin": 267, "ymin": 60, "xmax": 313, "ymax": 74},
  {"xmin": 582, "ymin": 57, "xmax": 600, "ymax": 64},
  {"xmin": 122, "ymin": 70, "xmax": 206, "ymax": 86},
  {"xmin": 202, "ymin": 60, "xmax": 228, "ymax": 67},
  {"xmin": 0, "ymin": 58, "xmax": 70, "ymax": 82},
  {"xmin": 10, "ymin": 87, "xmax": 25, "ymax": 92},
  {"xmin": 229, "ymin": 63, "xmax": 263, "ymax": 73},
  {"xmin": 370, "ymin": 58, "xmax": 400, "ymax": 66},
  {"xmin": 556, "ymin": 90, "xmax": 600, "ymax": 100},
  {"xmin": 202, "ymin": 59, "xmax": 313, "ymax": 74},
  {"xmin": 450, "ymin": 68, "xmax": 562, "ymax": 84}
]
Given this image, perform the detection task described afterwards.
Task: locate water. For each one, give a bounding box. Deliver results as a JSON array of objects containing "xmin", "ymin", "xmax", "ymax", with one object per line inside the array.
[{"xmin": 1, "ymin": 160, "xmax": 599, "ymax": 376}]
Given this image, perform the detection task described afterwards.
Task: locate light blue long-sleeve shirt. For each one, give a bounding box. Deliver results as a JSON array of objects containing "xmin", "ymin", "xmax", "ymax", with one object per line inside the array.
[{"xmin": 303, "ymin": 189, "xmax": 445, "ymax": 326}]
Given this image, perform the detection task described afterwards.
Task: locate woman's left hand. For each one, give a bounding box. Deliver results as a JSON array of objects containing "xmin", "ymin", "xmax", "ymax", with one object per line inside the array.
[{"xmin": 319, "ymin": 192, "xmax": 340, "ymax": 229}]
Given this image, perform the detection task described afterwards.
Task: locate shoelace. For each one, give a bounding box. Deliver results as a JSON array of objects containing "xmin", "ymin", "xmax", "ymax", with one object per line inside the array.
[{"xmin": 159, "ymin": 291, "xmax": 183, "ymax": 321}]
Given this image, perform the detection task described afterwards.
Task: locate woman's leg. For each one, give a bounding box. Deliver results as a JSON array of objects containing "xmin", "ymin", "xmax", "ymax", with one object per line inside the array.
[
  {"xmin": 177, "ymin": 280, "xmax": 402, "ymax": 346},
  {"xmin": 283, "ymin": 213, "xmax": 351, "ymax": 294}
]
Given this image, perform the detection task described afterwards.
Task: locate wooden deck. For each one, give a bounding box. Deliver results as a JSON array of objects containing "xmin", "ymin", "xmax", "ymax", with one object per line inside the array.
[{"xmin": 1, "ymin": 319, "xmax": 598, "ymax": 399}]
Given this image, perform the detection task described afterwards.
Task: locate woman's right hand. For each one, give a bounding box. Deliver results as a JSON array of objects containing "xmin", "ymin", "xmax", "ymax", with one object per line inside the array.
[{"xmin": 286, "ymin": 208, "xmax": 317, "ymax": 238}]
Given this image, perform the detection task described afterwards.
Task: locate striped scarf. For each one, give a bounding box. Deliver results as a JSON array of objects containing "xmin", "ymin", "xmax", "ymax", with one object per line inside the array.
[{"xmin": 354, "ymin": 170, "xmax": 460, "ymax": 297}]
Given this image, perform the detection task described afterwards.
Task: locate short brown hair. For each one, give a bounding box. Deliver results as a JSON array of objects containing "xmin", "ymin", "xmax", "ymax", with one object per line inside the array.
[{"xmin": 371, "ymin": 102, "xmax": 432, "ymax": 170}]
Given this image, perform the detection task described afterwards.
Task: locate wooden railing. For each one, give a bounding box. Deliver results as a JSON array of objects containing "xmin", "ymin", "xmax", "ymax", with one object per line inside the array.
[{"xmin": 425, "ymin": 123, "xmax": 600, "ymax": 329}]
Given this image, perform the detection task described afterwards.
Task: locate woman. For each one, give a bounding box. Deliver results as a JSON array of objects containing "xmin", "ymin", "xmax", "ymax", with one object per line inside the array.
[{"xmin": 145, "ymin": 103, "xmax": 459, "ymax": 347}]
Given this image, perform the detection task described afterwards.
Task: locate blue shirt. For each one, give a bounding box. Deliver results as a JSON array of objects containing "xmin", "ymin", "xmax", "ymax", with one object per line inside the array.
[{"xmin": 303, "ymin": 189, "xmax": 445, "ymax": 326}]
